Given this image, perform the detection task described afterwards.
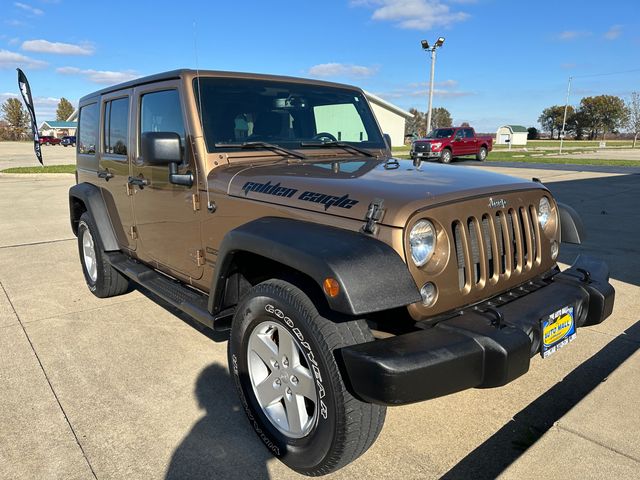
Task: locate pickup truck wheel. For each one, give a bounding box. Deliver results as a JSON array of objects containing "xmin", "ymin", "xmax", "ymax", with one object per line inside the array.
[
  {"xmin": 440, "ymin": 148, "xmax": 452, "ymax": 164},
  {"xmin": 77, "ymin": 212, "xmax": 130, "ymax": 298},
  {"xmin": 228, "ymin": 279, "xmax": 386, "ymax": 475},
  {"xmin": 477, "ymin": 146, "xmax": 487, "ymax": 161}
]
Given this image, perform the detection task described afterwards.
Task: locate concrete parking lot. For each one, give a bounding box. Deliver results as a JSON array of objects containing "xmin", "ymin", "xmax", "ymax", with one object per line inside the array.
[
  {"xmin": 0, "ymin": 141, "xmax": 75, "ymax": 170},
  {"xmin": 0, "ymin": 163, "xmax": 638, "ymax": 479}
]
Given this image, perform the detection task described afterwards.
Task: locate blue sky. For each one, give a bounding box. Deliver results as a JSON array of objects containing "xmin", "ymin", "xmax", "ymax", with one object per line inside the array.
[{"xmin": 1, "ymin": 0, "xmax": 639, "ymax": 132}]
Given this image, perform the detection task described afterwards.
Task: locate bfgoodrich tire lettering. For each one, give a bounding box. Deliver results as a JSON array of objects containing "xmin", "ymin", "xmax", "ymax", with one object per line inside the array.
[
  {"xmin": 77, "ymin": 211, "xmax": 129, "ymax": 298},
  {"xmin": 228, "ymin": 279, "xmax": 386, "ymax": 475}
]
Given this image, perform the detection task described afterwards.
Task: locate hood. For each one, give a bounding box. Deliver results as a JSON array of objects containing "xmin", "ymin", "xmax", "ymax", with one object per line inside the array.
[{"xmin": 210, "ymin": 158, "xmax": 542, "ymax": 228}]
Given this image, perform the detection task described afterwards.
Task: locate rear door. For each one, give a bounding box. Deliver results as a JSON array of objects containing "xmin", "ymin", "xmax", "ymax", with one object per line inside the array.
[
  {"xmin": 451, "ymin": 129, "xmax": 465, "ymax": 156},
  {"xmin": 464, "ymin": 128, "xmax": 478, "ymax": 155},
  {"xmin": 98, "ymin": 90, "xmax": 136, "ymax": 251},
  {"xmin": 129, "ymin": 81, "xmax": 204, "ymax": 280}
]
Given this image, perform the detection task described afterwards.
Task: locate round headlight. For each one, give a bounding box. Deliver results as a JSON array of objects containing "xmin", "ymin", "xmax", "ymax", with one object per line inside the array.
[
  {"xmin": 409, "ymin": 220, "xmax": 436, "ymax": 267},
  {"xmin": 538, "ymin": 197, "xmax": 551, "ymax": 229}
]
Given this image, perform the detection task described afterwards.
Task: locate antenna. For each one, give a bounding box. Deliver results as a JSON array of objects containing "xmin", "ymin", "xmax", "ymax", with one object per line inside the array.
[{"xmin": 193, "ymin": 21, "xmax": 215, "ymax": 212}]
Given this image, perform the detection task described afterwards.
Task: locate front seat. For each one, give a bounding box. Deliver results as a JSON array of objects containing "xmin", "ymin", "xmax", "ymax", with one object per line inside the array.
[{"xmin": 250, "ymin": 111, "xmax": 282, "ymax": 140}]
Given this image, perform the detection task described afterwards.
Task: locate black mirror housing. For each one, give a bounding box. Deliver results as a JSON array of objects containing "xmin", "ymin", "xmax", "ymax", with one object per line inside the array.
[
  {"xmin": 141, "ymin": 132, "xmax": 182, "ymax": 165},
  {"xmin": 383, "ymin": 133, "xmax": 392, "ymax": 151}
]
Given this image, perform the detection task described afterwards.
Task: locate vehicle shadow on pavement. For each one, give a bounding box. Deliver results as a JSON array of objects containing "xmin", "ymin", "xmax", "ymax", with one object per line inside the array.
[
  {"xmin": 550, "ymin": 173, "xmax": 640, "ymax": 288},
  {"xmin": 441, "ymin": 319, "xmax": 640, "ymax": 480},
  {"xmin": 165, "ymin": 364, "xmax": 272, "ymax": 480}
]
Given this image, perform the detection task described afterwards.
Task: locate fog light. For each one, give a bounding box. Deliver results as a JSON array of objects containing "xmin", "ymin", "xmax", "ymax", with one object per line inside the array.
[
  {"xmin": 551, "ymin": 240, "xmax": 559, "ymax": 260},
  {"xmin": 420, "ymin": 282, "xmax": 437, "ymax": 307}
]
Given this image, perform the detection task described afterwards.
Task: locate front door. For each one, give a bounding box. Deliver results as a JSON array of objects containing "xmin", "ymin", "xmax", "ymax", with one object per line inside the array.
[
  {"xmin": 98, "ymin": 90, "xmax": 136, "ymax": 251},
  {"xmin": 130, "ymin": 81, "xmax": 204, "ymax": 280}
]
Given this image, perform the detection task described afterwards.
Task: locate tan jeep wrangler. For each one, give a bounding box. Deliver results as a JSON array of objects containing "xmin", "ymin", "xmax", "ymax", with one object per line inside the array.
[{"xmin": 67, "ymin": 69, "xmax": 615, "ymax": 475}]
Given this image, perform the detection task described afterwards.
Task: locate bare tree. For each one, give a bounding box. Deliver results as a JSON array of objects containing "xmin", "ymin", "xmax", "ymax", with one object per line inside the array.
[{"xmin": 627, "ymin": 92, "xmax": 640, "ymax": 148}]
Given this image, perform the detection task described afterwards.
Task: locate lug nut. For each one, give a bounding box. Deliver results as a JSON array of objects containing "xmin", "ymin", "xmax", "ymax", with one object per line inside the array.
[
  {"xmin": 274, "ymin": 378, "xmax": 281, "ymax": 387},
  {"xmin": 282, "ymin": 356, "xmax": 289, "ymax": 368},
  {"xmin": 273, "ymin": 360, "xmax": 279, "ymax": 370},
  {"xmin": 290, "ymin": 376, "xmax": 298, "ymax": 385}
]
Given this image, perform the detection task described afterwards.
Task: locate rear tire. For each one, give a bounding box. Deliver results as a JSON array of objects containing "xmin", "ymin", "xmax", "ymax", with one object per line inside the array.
[
  {"xmin": 228, "ymin": 279, "xmax": 386, "ymax": 475},
  {"xmin": 440, "ymin": 148, "xmax": 452, "ymax": 164},
  {"xmin": 477, "ymin": 146, "xmax": 487, "ymax": 161},
  {"xmin": 77, "ymin": 211, "xmax": 129, "ymax": 298}
]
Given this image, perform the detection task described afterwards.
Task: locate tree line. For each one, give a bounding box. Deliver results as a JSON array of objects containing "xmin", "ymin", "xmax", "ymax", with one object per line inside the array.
[
  {"xmin": 538, "ymin": 92, "xmax": 640, "ymax": 145},
  {"xmin": 0, "ymin": 97, "xmax": 74, "ymax": 141}
]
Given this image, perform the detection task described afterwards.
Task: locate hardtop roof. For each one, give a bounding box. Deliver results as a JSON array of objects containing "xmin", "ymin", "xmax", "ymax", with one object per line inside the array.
[{"xmin": 78, "ymin": 69, "xmax": 363, "ymax": 104}]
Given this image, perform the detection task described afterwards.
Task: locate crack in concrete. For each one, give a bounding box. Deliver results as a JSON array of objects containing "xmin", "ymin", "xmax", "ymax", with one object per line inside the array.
[
  {"xmin": 0, "ymin": 280, "xmax": 99, "ymax": 480},
  {"xmin": 0, "ymin": 238, "xmax": 75, "ymax": 250},
  {"xmin": 556, "ymin": 423, "xmax": 640, "ymax": 464}
]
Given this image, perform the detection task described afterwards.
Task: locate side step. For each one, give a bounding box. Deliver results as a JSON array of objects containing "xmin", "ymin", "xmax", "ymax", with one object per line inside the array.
[{"xmin": 106, "ymin": 253, "xmax": 233, "ymax": 331}]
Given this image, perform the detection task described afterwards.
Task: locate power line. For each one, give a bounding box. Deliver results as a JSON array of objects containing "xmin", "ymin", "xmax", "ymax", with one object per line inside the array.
[{"xmin": 570, "ymin": 68, "xmax": 640, "ymax": 79}]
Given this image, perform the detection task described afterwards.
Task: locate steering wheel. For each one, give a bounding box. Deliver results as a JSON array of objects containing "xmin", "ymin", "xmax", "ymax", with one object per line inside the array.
[{"xmin": 312, "ymin": 132, "xmax": 337, "ymax": 143}]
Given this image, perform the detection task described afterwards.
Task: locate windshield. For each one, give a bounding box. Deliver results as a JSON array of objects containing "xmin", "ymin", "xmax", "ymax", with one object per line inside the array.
[
  {"xmin": 426, "ymin": 128, "xmax": 455, "ymax": 139},
  {"xmin": 194, "ymin": 78, "xmax": 385, "ymax": 152}
]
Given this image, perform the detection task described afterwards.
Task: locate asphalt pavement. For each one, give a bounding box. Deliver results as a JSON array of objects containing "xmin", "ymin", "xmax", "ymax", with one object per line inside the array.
[{"xmin": 0, "ymin": 164, "xmax": 638, "ymax": 479}]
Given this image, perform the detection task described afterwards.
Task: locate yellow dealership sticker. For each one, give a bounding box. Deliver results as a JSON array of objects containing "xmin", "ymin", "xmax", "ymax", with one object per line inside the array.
[{"xmin": 541, "ymin": 306, "xmax": 576, "ymax": 358}]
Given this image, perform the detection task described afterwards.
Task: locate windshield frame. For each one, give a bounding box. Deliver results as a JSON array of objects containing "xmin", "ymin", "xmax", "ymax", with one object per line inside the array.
[{"xmin": 193, "ymin": 77, "xmax": 386, "ymax": 153}]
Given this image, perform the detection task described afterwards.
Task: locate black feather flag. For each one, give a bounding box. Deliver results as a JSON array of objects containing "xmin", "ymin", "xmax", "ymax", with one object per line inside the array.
[{"xmin": 16, "ymin": 68, "xmax": 43, "ymax": 165}]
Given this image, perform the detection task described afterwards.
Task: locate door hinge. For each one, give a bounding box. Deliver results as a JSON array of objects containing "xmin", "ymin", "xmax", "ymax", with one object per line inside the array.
[
  {"xmin": 126, "ymin": 182, "xmax": 134, "ymax": 196},
  {"xmin": 195, "ymin": 249, "xmax": 205, "ymax": 266},
  {"xmin": 362, "ymin": 198, "xmax": 385, "ymax": 235},
  {"xmin": 192, "ymin": 193, "xmax": 200, "ymax": 211},
  {"xmin": 129, "ymin": 225, "xmax": 138, "ymax": 240}
]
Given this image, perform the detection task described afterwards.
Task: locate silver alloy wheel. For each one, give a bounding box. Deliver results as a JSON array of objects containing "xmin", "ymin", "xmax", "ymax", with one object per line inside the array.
[
  {"xmin": 247, "ymin": 321, "xmax": 318, "ymax": 438},
  {"xmin": 81, "ymin": 225, "xmax": 98, "ymax": 283},
  {"xmin": 480, "ymin": 148, "xmax": 487, "ymax": 160}
]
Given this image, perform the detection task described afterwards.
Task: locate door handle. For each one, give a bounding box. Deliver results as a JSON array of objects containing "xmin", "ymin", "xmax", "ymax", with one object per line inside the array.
[
  {"xmin": 97, "ymin": 170, "xmax": 114, "ymax": 181},
  {"xmin": 128, "ymin": 176, "xmax": 150, "ymax": 188}
]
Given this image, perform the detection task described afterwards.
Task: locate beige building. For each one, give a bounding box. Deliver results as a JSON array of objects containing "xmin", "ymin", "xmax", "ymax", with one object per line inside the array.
[{"xmin": 364, "ymin": 92, "xmax": 413, "ymax": 147}]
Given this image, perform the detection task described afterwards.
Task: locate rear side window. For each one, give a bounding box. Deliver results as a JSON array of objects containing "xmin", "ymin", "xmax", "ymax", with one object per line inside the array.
[
  {"xmin": 103, "ymin": 97, "xmax": 129, "ymax": 156},
  {"xmin": 140, "ymin": 90, "xmax": 185, "ymax": 144},
  {"xmin": 78, "ymin": 103, "xmax": 98, "ymax": 155},
  {"xmin": 464, "ymin": 128, "xmax": 474, "ymax": 138}
]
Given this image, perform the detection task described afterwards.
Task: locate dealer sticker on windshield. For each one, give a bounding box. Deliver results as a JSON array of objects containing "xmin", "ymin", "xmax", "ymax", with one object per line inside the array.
[{"xmin": 541, "ymin": 306, "xmax": 576, "ymax": 358}]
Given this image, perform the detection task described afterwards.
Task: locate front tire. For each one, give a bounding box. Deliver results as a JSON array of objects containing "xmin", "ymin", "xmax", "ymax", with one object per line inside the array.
[
  {"xmin": 476, "ymin": 146, "xmax": 487, "ymax": 161},
  {"xmin": 77, "ymin": 212, "xmax": 130, "ymax": 298},
  {"xmin": 440, "ymin": 148, "xmax": 452, "ymax": 164},
  {"xmin": 228, "ymin": 279, "xmax": 386, "ymax": 475}
]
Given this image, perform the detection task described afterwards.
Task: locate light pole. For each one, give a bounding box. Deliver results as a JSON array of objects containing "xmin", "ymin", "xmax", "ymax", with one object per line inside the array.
[
  {"xmin": 421, "ymin": 37, "xmax": 445, "ymax": 135},
  {"xmin": 559, "ymin": 75, "xmax": 572, "ymax": 154}
]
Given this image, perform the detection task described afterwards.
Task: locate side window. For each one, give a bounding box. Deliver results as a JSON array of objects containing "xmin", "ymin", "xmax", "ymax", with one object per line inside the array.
[
  {"xmin": 465, "ymin": 128, "xmax": 474, "ymax": 138},
  {"xmin": 78, "ymin": 103, "xmax": 98, "ymax": 155},
  {"xmin": 103, "ymin": 97, "xmax": 129, "ymax": 156},
  {"xmin": 140, "ymin": 89, "xmax": 185, "ymax": 145}
]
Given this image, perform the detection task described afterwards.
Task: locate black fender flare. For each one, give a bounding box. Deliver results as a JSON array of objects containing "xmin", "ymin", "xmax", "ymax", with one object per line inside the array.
[
  {"xmin": 69, "ymin": 183, "xmax": 119, "ymax": 251},
  {"xmin": 208, "ymin": 217, "xmax": 421, "ymax": 316},
  {"xmin": 558, "ymin": 202, "xmax": 586, "ymax": 244}
]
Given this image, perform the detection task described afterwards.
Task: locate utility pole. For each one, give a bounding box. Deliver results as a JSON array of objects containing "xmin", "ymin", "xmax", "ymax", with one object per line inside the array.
[
  {"xmin": 559, "ymin": 76, "xmax": 572, "ymax": 154},
  {"xmin": 421, "ymin": 37, "xmax": 445, "ymax": 135}
]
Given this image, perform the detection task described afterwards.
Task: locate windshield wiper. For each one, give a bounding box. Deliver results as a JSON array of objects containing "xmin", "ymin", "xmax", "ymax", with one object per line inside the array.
[
  {"xmin": 214, "ymin": 141, "xmax": 306, "ymax": 160},
  {"xmin": 299, "ymin": 141, "xmax": 375, "ymax": 158}
]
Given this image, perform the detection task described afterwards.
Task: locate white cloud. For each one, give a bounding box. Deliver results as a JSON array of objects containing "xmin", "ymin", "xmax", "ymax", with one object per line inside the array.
[
  {"xmin": 56, "ymin": 66, "xmax": 140, "ymax": 84},
  {"xmin": 604, "ymin": 25, "xmax": 622, "ymax": 40},
  {"xmin": 14, "ymin": 2, "xmax": 43, "ymax": 15},
  {"xmin": 557, "ymin": 30, "xmax": 591, "ymax": 41},
  {"xmin": 0, "ymin": 49, "xmax": 48, "ymax": 69},
  {"xmin": 0, "ymin": 92, "xmax": 64, "ymax": 120},
  {"xmin": 307, "ymin": 62, "xmax": 378, "ymax": 78},
  {"xmin": 376, "ymin": 80, "xmax": 473, "ymax": 103},
  {"xmin": 352, "ymin": 0, "xmax": 469, "ymax": 30},
  {"xmin": 22, "ymin": 39, "xmax": 95, "ymax": 55}
]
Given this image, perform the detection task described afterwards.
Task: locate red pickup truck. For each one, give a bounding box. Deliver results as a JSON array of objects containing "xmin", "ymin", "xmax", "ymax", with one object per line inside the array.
[{"xmin": 410, "ymin": 126, "xmax": 493, "ymax": 164}]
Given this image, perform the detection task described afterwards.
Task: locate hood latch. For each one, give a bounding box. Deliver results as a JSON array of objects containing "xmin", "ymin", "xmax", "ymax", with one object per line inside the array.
[{"xmin": 362, "ymin": 198, "xmax": 385, "ymax": 235}]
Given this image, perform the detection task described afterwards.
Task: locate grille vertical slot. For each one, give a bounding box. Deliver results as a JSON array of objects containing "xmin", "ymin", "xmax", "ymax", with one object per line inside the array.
[{"xmin": 452, "ymin": 203, "xmax": 540, "ymax": 293}]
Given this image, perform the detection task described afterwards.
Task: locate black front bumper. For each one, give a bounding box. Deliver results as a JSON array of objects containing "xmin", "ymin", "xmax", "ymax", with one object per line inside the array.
[{"xmin": 340, "ymin": 255, "xmax": 615, "ymax": 406}]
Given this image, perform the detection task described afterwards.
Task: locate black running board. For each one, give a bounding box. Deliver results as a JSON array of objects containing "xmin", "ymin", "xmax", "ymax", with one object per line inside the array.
[{"xmin": 106, "ymin": 253, "xmax": 233, "ymax": 331}]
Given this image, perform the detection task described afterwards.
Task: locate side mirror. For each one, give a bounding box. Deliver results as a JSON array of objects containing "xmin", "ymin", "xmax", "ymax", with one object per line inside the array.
[
  {"xmin": 140, "ymin": 132, "xmax": 193, "ymax": 187},
  {"xmin": 383, "ymin": 133, "xmax": 392, "ymax": 150}
]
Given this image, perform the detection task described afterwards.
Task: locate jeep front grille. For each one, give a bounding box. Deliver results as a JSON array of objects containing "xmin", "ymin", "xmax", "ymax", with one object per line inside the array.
[{"xmin": 452, "ymin": 205, "xmax": 541, "ymax": 293}]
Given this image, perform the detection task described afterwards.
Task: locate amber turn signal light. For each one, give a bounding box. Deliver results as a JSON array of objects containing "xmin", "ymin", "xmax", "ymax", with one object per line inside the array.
[{"xmin": 323, "ymin": 278, "xmax": 340, "ymax": 298}]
